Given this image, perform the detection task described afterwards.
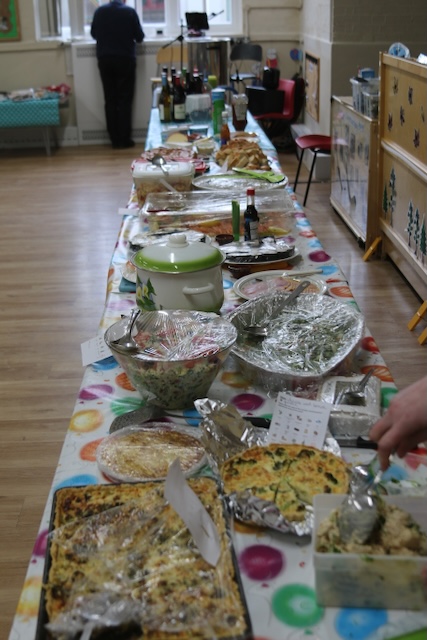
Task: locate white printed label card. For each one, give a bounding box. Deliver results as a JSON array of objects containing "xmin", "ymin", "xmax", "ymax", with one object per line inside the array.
[
  {"xmin": 165, "ymin": 459, "xmax": 221, "ymax": 566},
  {"xmin": 267, "ymin": 392, "xmax": 331, "ymax": 449},
  {"xmin": 81, "ymin": 334, "xmax": 112, "ymax": 367}
]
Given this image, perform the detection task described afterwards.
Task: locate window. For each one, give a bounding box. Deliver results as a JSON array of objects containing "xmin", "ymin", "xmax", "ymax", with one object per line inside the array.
[
  {"xmin": 36, "ymin": 0, "xmax": 241, "ymax": 41},
  {"xmin": 141, "ymin": 0, "xmax": 166, "ymax": 25}
]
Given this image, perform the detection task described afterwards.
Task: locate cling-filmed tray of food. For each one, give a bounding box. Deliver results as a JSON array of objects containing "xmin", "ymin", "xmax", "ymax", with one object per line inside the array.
[
  {"xmin": 142, "ymin": 191, "xmax": 296, "ymax": 238},
  {"xmin": 220, "ymin": 238, "xmax": 297, "ymax": 264},
  {"xmin": 37, "ymin": 478, "xmax": 253, "ymax": 640},
  {"xmin": 227, "ymin": 291, "xmax": 365, "ymax": 393},
  {"xmin": 96, "ymin": 423, "xmax": 207, "ymax": 482},
  {"xmin": 142, "ymin": 190, "xmax": 296, "ymax": 216},
  {"xmin": 193, "ymin": 173, "xmax": 287, "ymax": 192},
  {"xmin": 233, "ymin": 271, "xmax": 327, "ymax": 299}
]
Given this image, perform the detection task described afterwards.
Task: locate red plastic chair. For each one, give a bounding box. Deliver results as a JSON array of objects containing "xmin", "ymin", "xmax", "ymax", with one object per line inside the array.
[
  {"xmin": 253, "ymin": 78, "xmax": 296, "ymax": 139},
  {"xmin": 293, "ymin": 134, "xmax": 332, "ymax": 206}
]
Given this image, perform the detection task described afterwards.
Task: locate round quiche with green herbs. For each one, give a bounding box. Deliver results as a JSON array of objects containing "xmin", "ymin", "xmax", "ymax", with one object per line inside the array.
[{"xmin": 221, "ymin": 444, "xmax": 350, "ymax": 522}]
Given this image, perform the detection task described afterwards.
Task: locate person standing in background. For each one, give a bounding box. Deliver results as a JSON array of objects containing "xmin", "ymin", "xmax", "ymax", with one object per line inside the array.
[{"xmin": 91, "ymin": 0, "xmax": 144, "ymax": 149}]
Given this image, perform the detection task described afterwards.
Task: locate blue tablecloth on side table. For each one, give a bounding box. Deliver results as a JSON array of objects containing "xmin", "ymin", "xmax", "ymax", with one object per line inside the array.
[
  {"xmin": 0, "ymin": 96, "xmax": 60, "ymax": 128},
  {"xmin": 0, "ymin": 95, "xmax": 60, "ymax": 155}
]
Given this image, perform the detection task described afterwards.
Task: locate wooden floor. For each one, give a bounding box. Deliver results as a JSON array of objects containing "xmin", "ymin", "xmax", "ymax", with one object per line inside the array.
[{"xmin": 0, "ymin": 143, "xmax": 425, "ymax": 638}]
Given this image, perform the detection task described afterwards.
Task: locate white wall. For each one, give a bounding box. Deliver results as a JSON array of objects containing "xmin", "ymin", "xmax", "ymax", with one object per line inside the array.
[
  {"xmin": 71, "ymin": 43, "xmax": 158, "ymax": 145},
  {"xmin": 243, "ymin": 0, "xmax": 302, "ymax": 80},
  {"xmin": 300, "ymin": 0, "xmax": 427, "ymax": 134}
]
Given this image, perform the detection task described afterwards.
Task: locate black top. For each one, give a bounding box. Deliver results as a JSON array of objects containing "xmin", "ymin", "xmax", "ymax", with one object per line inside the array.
[{"xmin": 91, "ymin": 0, "xmax": 144, "ymax": 59}]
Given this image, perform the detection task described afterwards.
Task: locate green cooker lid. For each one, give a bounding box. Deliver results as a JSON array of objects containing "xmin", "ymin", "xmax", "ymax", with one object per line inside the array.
[{"xmin": 133, "ymin": 233, "xmax": 224, "ymax": 273}]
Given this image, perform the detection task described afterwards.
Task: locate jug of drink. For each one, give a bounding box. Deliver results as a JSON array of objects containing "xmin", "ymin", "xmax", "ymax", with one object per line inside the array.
[{"xmin": 232, "ymin": 94, "xmax": 248, "ymax": 131}]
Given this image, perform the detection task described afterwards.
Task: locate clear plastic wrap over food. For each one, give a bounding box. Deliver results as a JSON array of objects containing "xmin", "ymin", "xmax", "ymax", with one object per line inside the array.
[
  {"xmin": 227, "ymin": 292, "xmax": 365, "ymax": 394},
  {"xmin": 44, "ymin": 479, "xmax": 252, "ymax": 640},
  {"xmin": 104, "ymin": 311, "xmax": 238, "ymax": 409},
  {"xmin": 96, "ymin": 424, "xmax": 207, "ymax": 482},
  {"xmin": 129, "ymin": 310, "xmax": 237, "ymax": 361},
  {"xmin": 141, "ymin": 190, "xmax": 296, "ymax": 236}
]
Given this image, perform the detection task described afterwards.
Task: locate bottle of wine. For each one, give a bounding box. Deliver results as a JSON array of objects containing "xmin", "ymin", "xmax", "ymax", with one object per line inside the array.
[
  {"xmin": 190, "ymin": 67, "xmax": 203, "ymax": 94},
  {"xmin": 159, "ymin": 72, "xmax": 171, "ymax": 123},
  {"xmin": 170, "ymin": 66, "xmax": 176, "ymax": 112},
  {"xmin": 181, "ymin": 67, "xmax": 188, "ymax": 91},
  {"xmin": 183, "ymin": 67, "xmax": 191, "ymax": 95},
  {"xmin": 244, "ymin": 188, "xmax": 259, "ymax": 242},
  {"xmin": 173, "ymin": 73, "xmax": 186, "ymax": 122}
]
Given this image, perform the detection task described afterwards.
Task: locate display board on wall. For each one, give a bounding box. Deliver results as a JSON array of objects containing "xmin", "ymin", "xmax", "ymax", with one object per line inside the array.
[
  {"xmin": 305, "ymin": 52, "xmax": 319, "ymax": 121},
  {"xmin": 0, "ymin": 0, "xmax": 20, "ymax": 40}
]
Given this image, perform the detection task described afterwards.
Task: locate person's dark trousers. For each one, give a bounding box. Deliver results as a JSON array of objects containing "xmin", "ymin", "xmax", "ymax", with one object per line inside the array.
[{"xmin": 97, "ymin": 56, "xmax": 136, "ymax": 148}]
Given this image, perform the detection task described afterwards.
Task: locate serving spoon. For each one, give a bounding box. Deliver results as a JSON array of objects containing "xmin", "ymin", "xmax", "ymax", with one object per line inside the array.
[
  {"xmin": 110, "ymin": 308, "xmax": 140, "ymax": 353},
  {"xmin": 150, "ymin": 154, "xmax": 169, "ymax": 175},
  {"xmin": 243, "ymin": 280, "xmax": 311, "ymax": 338},
  {"xmin": 335, "ymin": 369, "xmax": 374, "ymax": 406},
  {"xmin": 337, "ymin": 460, "xmax": 382, "ymax": 545}
]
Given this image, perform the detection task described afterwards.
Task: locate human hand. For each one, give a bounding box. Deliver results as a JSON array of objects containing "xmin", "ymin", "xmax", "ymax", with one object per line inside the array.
[{"xmin": 369, "ymin": 376, "xmax": 427, "ymax": 470}]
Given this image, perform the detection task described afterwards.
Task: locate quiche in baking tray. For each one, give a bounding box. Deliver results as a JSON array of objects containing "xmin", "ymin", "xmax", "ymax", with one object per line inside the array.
[
  {"xmin": 221, "ymin": 444, "xmax": 350, "ymax": 522},
  {"xmin": 41, "ymin": 478, "xmax": 251, "ymax": 640}
]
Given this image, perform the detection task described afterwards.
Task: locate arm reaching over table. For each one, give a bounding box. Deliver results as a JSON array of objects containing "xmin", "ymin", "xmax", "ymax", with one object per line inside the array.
[{"xmin": 369, "ymin": 375, "xmax": 427, "ymax": 470}]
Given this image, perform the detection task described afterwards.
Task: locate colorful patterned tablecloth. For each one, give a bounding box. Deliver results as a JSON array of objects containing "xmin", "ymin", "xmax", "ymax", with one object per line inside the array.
[{"xmin": 8, "ymin": 113, "xmax": 427, "ymax": 640}]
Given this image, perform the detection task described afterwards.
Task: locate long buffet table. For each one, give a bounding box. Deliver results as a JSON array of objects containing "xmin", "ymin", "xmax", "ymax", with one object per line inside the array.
[{"xmin": 9, "ymin": 110, "xmax": 427, "ymax": 640}]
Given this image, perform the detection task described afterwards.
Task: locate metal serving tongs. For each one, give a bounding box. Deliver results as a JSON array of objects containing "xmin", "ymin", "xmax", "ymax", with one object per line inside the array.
[{"xmin": 337, "ymin": 458, "xmax": 383, "ymax": 545}]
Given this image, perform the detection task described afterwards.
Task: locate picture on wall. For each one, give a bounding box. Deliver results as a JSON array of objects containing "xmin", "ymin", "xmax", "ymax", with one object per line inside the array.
[
  {"xmin": 0, "ymin": 0, "xmax": 20, "ymax": 40},
  {"xmin": 305, "ymin": 52, "xmax": 320, "ymax": 122}
]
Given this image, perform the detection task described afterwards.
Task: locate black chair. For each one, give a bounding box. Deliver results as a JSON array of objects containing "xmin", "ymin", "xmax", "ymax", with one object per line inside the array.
[{"xmin": 229, "ymin": 42, "xmax": 263, "ymax": 92}]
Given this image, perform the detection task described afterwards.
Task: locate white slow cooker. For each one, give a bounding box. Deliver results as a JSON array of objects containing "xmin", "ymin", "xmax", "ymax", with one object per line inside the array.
[{"xmin": 132, "ymin": 233, "xmax": 225, "ymax": 313}]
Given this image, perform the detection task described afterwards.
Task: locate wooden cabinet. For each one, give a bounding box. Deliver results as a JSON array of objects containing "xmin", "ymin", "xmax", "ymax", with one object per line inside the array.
[
  {"xmin": 378, "ymin": 53, "xmax": 427, "ymax": 299},
  {"xmin": 330, "ymin": 96, "xmax": 379, "ymax": 246}
]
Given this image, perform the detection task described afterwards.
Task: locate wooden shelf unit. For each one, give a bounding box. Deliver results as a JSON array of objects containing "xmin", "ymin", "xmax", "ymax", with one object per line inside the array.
[{"xmin": 378, "ymin": 53, "xmax": 427, "ymax": 300}]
